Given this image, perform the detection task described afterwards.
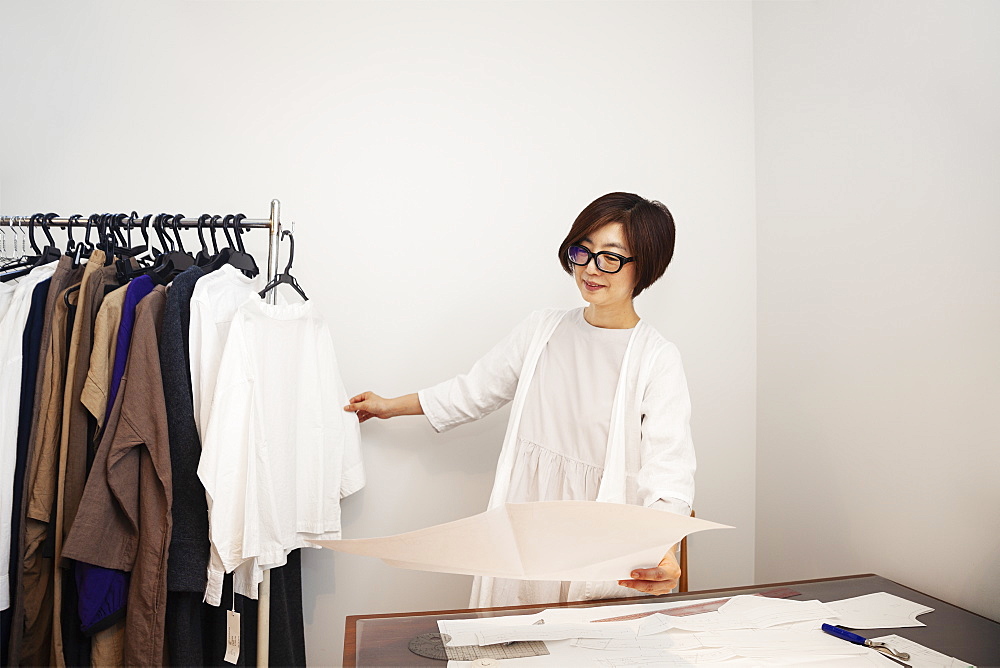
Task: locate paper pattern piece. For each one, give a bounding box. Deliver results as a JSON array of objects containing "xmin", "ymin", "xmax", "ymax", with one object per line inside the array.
[
  {"xmin": 311, "ymin": 501, "xmax": 730, "ymax": 581},
  {"xmin": 825, "ymin": 592, "xmax": 934, "ymax": 628}
]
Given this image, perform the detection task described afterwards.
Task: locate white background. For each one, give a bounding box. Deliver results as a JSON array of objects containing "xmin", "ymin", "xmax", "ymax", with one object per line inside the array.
[{"xmin": 1, "ymin": 1, "xmax": 996, "ymax": 666}]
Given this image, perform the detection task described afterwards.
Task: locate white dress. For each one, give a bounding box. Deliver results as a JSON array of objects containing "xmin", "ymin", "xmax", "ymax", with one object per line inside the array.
[{"xmin": 419, "ymin": 308, "xmax": 694, "ymax": 608}]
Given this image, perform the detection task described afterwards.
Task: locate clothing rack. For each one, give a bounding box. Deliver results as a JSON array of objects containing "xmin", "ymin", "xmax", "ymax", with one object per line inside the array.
[{"xmin": 1, "ymin": 199, "xmax": 286, "ymax": 668}]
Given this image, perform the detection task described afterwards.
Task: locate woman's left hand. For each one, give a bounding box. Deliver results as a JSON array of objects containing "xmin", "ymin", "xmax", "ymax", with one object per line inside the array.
[{"xmin": 618, "ymin": 548, "xmax": 680, "ymax": 595}]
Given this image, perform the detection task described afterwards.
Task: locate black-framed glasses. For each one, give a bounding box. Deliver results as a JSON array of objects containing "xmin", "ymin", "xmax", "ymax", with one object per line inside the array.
[{"xmin": 567, "ymin": 245, "xmax": 634, "ymax": 274}]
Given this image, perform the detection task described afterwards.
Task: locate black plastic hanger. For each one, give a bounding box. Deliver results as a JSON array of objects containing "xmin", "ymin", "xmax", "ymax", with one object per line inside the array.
[
  {"xmin": 258, "ymin": 230, "xmax": 307, "ymax": 301},
  {"xmin": 194, "ymin": 214, "xmax": 213, "ymax": 266},
  {"xmin": 147, "ymin": 214, "xmax": 195, "ymax": 284},
  {"xmin": 65, "ymin": 214, "xmax": 80, "ymax": 258},
  {"xmin": 229, "ymin": 214, "xmax": 259, "ymax": 278},
  {"xmin": 200, "ymin": 217, "xmax": 235, "ymax": 274},
  {"xmin": 152, "ymin": 213, "xmax": 171, "ymax": 255},
  {"xmin": 123, "ymin": 211, "xmax": 148, "ymax": 260},
  {"xmin": 35, "ymin": 214, "xmax": 62, "ymax": 265},
  {"xmin": 201, "ymin": 214, "xmax": 259, "ymax": 277},
  {"xmin": 221, "ymin": 213, "xmax": 235, "ymax": 249},
  {"xmin": 208, "ymin": 214, "xmax": 221, "ymax": 254}
]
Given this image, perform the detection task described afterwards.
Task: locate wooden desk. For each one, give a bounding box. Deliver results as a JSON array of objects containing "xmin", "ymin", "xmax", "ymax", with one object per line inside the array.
[{"xmin": 344, "ymin": 574, "xmax": 1000, "ymax": 667}]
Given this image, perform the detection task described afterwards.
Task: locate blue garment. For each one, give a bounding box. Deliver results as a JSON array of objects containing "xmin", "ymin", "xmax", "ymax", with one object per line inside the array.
[
  {"xmin": 74, "ymin": 564, "xmax": 128, "ymax": 634},
  {"xmin": 105, "ymin": 274, "xmax": 154, "ymax": 419}
]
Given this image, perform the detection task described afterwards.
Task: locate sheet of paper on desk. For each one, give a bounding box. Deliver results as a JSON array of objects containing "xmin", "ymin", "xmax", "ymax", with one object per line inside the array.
[
  {"xmin": 440, "ymin": 614, "xmax": 642, "ymax": 647},
  {"xmin": 651, "ymin": 596, "xmax": 837, "ymax": 632},
  {"xmin": 309, "ymin": 500, "xmax": 730, "ymax": 581},
  {"xmin": 825, "ymin": 592, "xmax": 934, "ymax": 628}
]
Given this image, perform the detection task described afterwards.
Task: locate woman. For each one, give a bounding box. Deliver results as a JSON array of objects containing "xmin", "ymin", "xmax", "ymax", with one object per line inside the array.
[{"xmin": 345, "ymin": 192, "xmax": 695, "ymax": 607}]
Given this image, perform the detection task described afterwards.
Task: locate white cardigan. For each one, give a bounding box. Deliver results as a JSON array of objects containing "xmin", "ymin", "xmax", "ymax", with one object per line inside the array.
[{"xmin": 419, "ymin": 309, "xmax": 696, "ymax": 603}]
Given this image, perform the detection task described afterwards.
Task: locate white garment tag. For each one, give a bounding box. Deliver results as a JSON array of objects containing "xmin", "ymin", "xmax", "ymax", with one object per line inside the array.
[{"xmin": 224, "ymin": 610, "xmax": 241, "ymax": 664}]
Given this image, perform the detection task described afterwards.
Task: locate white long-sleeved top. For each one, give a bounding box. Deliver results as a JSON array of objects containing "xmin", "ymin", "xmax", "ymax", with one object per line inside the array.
[
  {"xmin": 418, "ymin": 308, "xmax": 695, "ymax": 607},
  {"xmin": 0, "ymin": 262, "xmax": 57, "ymax": 610},
  {"xmin": 188, "ymin": 264, "xmax": 266, "ymax": 603},
  {"xmin": 198, "ymin": 298, "xmax": 365, "ymax": 601}
]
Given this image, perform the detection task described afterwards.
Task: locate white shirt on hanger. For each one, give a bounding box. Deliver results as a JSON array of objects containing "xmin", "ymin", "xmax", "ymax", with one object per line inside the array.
[
  {"xmin": 0, "ymin": 262, "xmax": 57, "ymax": 610},
  {"xmin": 188, "ymin": 263, "xmax": 267, "ymax": 603},
  {"xmin": 198, "ymin": 297, "xmax": 365, "ymax": 603},
  {"xmin": 188, "ymin": 263, "xmax": 266, "ymax": 441}
]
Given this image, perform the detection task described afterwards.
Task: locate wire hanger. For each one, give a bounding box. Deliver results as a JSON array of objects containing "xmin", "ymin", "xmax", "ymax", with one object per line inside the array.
[
  {"xmin": 258, "ymin": 230, "xmax": 307, "ymax": 301},
  {"xmin": 2, "ymin": 214, "xmax": 60, "ymax": 282}
]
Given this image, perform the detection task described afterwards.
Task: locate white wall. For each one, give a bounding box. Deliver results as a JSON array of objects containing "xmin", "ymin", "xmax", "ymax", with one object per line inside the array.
[
  {"xmin": 1, "ymin": 2, "xmax": 758, "ymax": 664},
  {"xmin": 754, "ymin": 0, "xmax": 1000, "ymax": 622}
]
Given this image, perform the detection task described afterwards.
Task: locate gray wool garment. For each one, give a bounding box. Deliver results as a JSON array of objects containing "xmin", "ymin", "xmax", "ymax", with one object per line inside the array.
[{"xmin": 158, "ymin": 264, "xmax": 209, "ymax": 592}]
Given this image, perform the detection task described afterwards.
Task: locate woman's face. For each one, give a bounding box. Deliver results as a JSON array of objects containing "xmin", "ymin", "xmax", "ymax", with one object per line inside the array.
[{"xmin": 572, "ymin": 222, "xmax": 638, "ymax": 310}]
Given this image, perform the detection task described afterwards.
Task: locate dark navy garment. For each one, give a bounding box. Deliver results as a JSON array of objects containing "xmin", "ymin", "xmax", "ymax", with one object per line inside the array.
[
  {"xmin": 1, "ymin": 278, "xmax": 50, "ymax": 666},
  {"xmin": 159, "ymin": 266, "xmax": 209, "ymax": 593}
]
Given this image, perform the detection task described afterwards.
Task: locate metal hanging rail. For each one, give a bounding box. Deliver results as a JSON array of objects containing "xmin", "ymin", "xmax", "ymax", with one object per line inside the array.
[
  {"xmin": 1, "ymin": 199, "xmax": 284, "ymax": 668},
  {"xmin": 0, "ymin": 215, "xmax": 274, "ymax": 227}
]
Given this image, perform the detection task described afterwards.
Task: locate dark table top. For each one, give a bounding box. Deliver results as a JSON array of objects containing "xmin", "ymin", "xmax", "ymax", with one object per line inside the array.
[{"xmin": 345, "ymin": 574, "xmax": 1000, "ymax": 667}]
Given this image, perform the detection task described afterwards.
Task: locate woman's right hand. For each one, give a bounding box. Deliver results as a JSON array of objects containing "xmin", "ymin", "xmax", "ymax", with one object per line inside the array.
[{"xmin": 344, "ymin": 392, "xmax": 423, "ymax": 423}]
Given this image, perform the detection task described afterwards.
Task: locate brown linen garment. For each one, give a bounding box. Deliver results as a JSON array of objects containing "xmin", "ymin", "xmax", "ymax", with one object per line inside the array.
[
  {"xmin": 13, "ymin": 267, "xmax": 84, "ymax": 667},
  {"xmin": 50, "ymin": 250, "xmax": 118, "ymax": 664},
  {"xmin": 62, "ymin": 286, "xmax": 173, "ymax": 667}
]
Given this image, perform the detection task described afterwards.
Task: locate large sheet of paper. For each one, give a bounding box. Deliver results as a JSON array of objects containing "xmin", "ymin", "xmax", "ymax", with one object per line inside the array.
[{"xmin": 310, "ymin": 500, "xmax": 730, "ymax": 581}]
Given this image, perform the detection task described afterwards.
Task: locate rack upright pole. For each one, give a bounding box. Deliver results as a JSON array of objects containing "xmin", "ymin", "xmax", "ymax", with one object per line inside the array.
[{"xmin": 257, "ymin": 199, "xmax": 281, "ymax": 668}]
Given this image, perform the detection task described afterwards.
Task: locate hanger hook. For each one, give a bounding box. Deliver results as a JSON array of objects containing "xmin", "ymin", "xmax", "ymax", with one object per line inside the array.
[
  {"xmin": 171, "ymin": 213, "xmax": 186, "ymax": 253},
  {"xmin": 221, "ymin": 214, "xmax": 235, "ymax": 248},
  {"xmin": 85, "ymin": 214, "xmax": 98, "ymax": 249},
  {"xmin": 197, "ymin": 214, "xmax": 210, "ymax": 252},
  {"xmin": 66, "ymin": 214, "xmax": 82, "ymax": 250},
  {"xmin": 233, "ymin": 213, "xmax": 247, "ymax": 253},
  {"xmin": 28, "ymin": 213, "xmax": 42, "ymax": 254},
  {"xmin": 282, "ymin": 229, "xmax": 295, "ymax": 274},
  {"xmin": 209, "ymin": 214, "xmax": 221, "ymax": 254},
  {"xmin": 42, "ymin": 212, "xmax": 58, "ymax": 247}
]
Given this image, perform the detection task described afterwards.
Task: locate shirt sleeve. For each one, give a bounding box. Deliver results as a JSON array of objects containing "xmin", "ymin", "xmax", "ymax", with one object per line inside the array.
[
  {"xmin": 187, "ymin": 292, "xmax": 211, "ymax": 442},
  {"xmin": 636, "ymin": 342, "xmax": 696, "ymax": 510},
  {"xmin": 417, "ymin": 312, "xmax": 541, "ymax": 433},
  {"xmin": 197, "ymin": 322, "xmax": 254, "ymax": 578}
]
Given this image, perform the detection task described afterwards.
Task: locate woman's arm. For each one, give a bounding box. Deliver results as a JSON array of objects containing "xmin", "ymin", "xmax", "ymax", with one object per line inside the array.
[
  {"xmin": 343, "ymin": 311, "xmax": 548, "ymax": 431},
  {"xmin": 344, "ymin": 392, "xmax": 423, "ymax": 423},
  {"xmin": 635, "ymin": 342, "xmax": 696, "ymax": 510},
  {"xmin": 619, "ymin": 342, "xmax": 696, "ymax": 594}
]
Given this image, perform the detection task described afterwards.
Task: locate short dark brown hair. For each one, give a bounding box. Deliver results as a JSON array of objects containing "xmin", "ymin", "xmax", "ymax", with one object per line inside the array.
[{"xmin": 558, "ymin": 192, "xmax": 676, "ymax": 297}]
